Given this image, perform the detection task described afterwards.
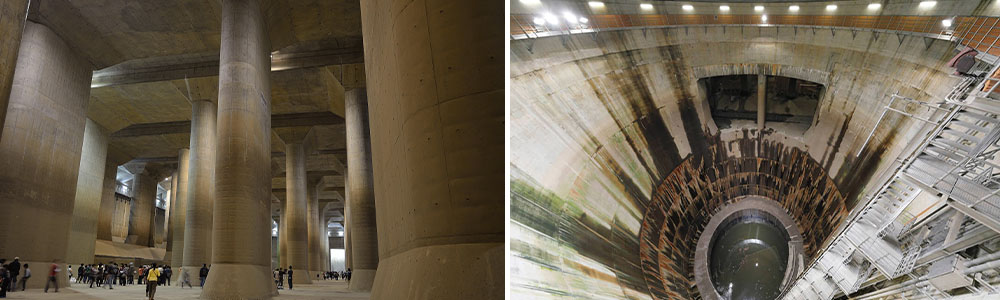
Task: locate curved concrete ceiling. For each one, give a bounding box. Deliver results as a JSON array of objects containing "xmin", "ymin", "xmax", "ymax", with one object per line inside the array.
[{"xmin": 510, "ymin": 25, "xmax": 959, "ymax": 299}]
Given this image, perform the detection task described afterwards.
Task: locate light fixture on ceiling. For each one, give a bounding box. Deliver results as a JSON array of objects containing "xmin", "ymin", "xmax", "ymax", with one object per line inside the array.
[
  {"xmin": 520, "ymin": 0, "xmax": 542, "ymax": 5},
  {"xmin": 533, "ymin": 17, "xmax": 546, "ymax": 25},
  {"xmin": 720, "ymin": 5, "xmax": 730, "ymax": 11},
  {"xmin": 919, "ymin": 1, "xmax": 936, "ymax": 8},
  {"xmin": 579, "ymin": 17, "xmax": 589, "ymax": 23},
  {"xmin": 563, "ymin": 11, "xmax": 578, "ymax": 24},
  {"xmin": 754, "ymin": 5, "xmax": 764, "ymax": 12},
  {"xmin": 789, "ymin": 5, "xmax": 800, "ymax": 12},
  {"xmin": 942, "ymin": 19, "xmax": 953, "ymax": 27},
  {"xmin": 682, "ymin": 4, "xmax": 694, "ymax": 11},
  {"xmin": 588, "ymin": 1, "xmax": 604, "ymax": 8},
  {"xmin": 826, "ymin": 4, "xmax": 837, "ymax": 11},
  {"xmin": 867, "ymin": 3, "xmax": 882, "ymax": 10},
  {"xmin": 761, "ymin": 14, "xmax": 768, "ymax": 23},
  {"xmin": 640, "ymin": 3, "xmax": 653, "ymax": 10},
  {"xmin": 543, "ymin": 12, "xmax": 559, "ymax": 25}
]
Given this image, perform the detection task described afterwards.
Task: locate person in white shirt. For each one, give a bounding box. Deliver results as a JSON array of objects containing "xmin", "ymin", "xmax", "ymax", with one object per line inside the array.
[{"xmin": 19, "ymin": 265, "xmax": 29, "ymax": 291}]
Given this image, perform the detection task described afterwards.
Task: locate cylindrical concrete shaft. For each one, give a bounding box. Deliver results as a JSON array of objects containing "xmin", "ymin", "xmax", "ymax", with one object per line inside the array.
[
  {"xmin": 360, "ymin": 0, "xmax": 503, "ymax": 298},
  {"xmin": 345, "ymin": 88, "xmax": 378, "ymax": 291},
  {"xmin": 0, "ymin": 21, "xmax": 92, "ymax": 289},
  {"xmin": 757, "ymin": 74, "xmax": 766, "ymax": 130},
  {"xmin": 321, "ymin": 222, "xmax": 330, "ymax": 272},
  {"xmin": 284, "ymin": 143, "xmax": 313, "ymax": 285},
  {"xmin": 66, "ymin": 119, "xmax": 109, "ymax": 265},
  {"xmin": 182, "ymin": 100, "xmax": 216, "ymax": 279},
  {"xmin": 167, "ymin": 169, "xmax": 178, "ymax": 249},
  {"xmin": 0, "ymin": 0, "xmax": 28, "ymax": 143},
  {"xmin": 344, "ymin": 182, "xmax": 352, "ymax": 270},
  {"xmin": 202, "ymin": 0, "xmax": 276, "ymax": 298},
  {"xmin": 170, "ymin": 148, "xmax": 191, "ymax": 269}
]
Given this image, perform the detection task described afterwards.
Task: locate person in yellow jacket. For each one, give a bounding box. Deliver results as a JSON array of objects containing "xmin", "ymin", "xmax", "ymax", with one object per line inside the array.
[{"xmin": 145, "ymin": 264, "xmax": 161, "ymax": 300}]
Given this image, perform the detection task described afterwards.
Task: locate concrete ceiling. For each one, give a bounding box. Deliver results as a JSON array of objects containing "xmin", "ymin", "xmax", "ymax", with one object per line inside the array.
[
  {"xmin": 29, "ymin": 0, "xmax": 362, "ymax": 69},
  {"xmin": 34, "ymin": 0, "xmax": 370, "ymax": 214}
]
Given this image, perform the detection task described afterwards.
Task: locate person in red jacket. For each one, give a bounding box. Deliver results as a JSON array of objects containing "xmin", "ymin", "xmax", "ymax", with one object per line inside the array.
[{"xmin": 43, "ymin": 260, "xmax": 59, "ymax": 293}]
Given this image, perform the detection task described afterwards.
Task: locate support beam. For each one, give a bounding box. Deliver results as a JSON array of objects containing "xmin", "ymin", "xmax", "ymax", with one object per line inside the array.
[
  {"xmin": 0, "ymin": 0, "xmax": 28, "ymax": 143},
  {"xmin": 170, "ymin": 148, "xmax": 191, "ymax": 270},
  {"xmin": 111, "ymin": 112, "xmax": 344, "ymax": 138},
  {"xmin": 285, "ymin": 143, "xmax": 313, "ymax": 285},
  {"xmin": 345, "ymin": 88, "xmax": 378, "ymax": 291},
  {"xmin": 202, "ymin": 0, "xmax": 277, "ymax": 297},
  {"xmin": 66, "ymin": 119, "xmax": 110, "ymax": 264}
]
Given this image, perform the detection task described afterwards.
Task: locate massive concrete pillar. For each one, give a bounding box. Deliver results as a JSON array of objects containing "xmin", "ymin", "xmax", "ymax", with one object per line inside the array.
[
  {"xmin": 167, "ymin": 168, "xmax": 178, "ymax": 249},
  {"xmin": 308, "ymin": 183, "xmax": 322, "ymax": 276},
  {"xmin": 202, "ymin": 0, "xmax": 276, "ymax": 298},
  {"xmin": 182, "ymin": 100, "xmax": 216, "ymax": 280},
  {"xmin": 321, "ymin": 216, "xmax": 330, "ymax": 272},
  {"xmin": 0, "ymin": 21, "xmax": 92, "ymax": 289},
  {"xmin": 345, "ymin": 88, "xmax": 378, "ymax": 291},
  {"xmin": 66, "ymin": 119, "xmax": 110, "ymax": 264},
  {"xmin": 170, "ymin": 148, "xmax": 191, "ymax": 268},
  {"xmin": 344, "ymin": 175, "xmax": 352, "ymax": 270},
  {"xmin": 97, "ymin": 160, "xmax": 118, "ymax": 241},
  {"xmin": 757, "ymin": 74, "xmax": 766, "ymax": 130},
  {"xmin": 360, "ymin": 0, "xmax": 503, "ymax": 298},
  {"xmin": 129, "ymin": 170, "xmax": 158, "ymax": 247},
  {"xmin": 279, "ymin": 206, "xmax": 287, "ymax": 268},
  {"xmin": 284, "ymin": 143, "xmax": 313, "ymax": 285},
  {"xmin": 0, "ymin": 0, "xmax": 28, "ymax": 143}
]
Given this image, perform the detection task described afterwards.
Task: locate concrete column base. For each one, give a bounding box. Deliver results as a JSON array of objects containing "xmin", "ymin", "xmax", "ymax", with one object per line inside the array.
[
  {"xmin": 291, "ymin": 268, "xmax": 312, "ymax": 285},
  {"xmin": 347, "ymin": 269, "xmax": 375, "ymax": 291},
  {"xmin": 201, "ymin": 263, "xmax": 277, "ymax": 299},
  {"xmin": 18, "ymin": 261, "xmax": 69, "ymax": 291},
  {"xmin": 372, "ymin": 243, "xmax": 502, "ymax": 299}
]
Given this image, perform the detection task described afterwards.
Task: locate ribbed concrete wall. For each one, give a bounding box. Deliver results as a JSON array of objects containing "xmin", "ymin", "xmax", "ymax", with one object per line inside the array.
[
  {"xmin": 0, "ymin": 0, "xmax": 27, "ymax": 144},
  {"xmin": 510, "ymin": 26, "xmax": 957, "ymax": 299}
]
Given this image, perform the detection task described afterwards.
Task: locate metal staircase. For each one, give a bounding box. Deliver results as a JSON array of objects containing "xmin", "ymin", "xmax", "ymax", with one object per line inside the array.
[{"xmin": 780, "ymin": 52, "xmax": 1000, "ymax": 300}]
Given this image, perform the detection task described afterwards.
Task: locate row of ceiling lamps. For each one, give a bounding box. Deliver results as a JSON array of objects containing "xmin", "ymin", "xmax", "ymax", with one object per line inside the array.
[
  {"xmin": 524, "ymin": 1, "xmax": 951, "ymax": 27},
  {"xmin": 521, "ymin": 0, "xmax": 939, "ymax": 12}
]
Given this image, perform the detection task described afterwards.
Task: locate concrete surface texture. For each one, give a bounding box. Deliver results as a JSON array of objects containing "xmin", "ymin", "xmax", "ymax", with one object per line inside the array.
[
  {"xmin": 509, "ymin": 24, "xmax": 958, "ymax": 299},
  {"xmin": 170, "ymin": 148, "xmax": 191, "ymax": 269},
  {"xmin": 200, "ymin": 0, "xmax": 277, "ymax": 298},
  {"xmin": 128, "ymin": 170, "xmax": 158, "ymax": 247},
  {"xmin": 0, "ymin": 20, "xmax": 92, "ymax": 290},
  {"xmin": 96, "ymin": 160, "xmax": 119, "ymax": 241},
  {"xmin": 308, "ymin": 179, "xmax": 322, "ymax": 276},
  {"xmin": 66, "ymin": 119, "xmax": 110, "ymax": 265},
  {"xmin": 279, "ymin": 206, "xmax": 288, "ymax": 268},
  {"xmin": 361, "ymin": 0, "xmax": 504, "ymax": 298},
  {"xmin": 181, "ymin": 99, "xmax": 216, "ymax": 278},
  {"xmin": 0, "ymin": 0, "xmax": 27, "ymax": 143},
  {"xmin": 345, "ymin": 88, "xmax": 378, "ymax": 291}
]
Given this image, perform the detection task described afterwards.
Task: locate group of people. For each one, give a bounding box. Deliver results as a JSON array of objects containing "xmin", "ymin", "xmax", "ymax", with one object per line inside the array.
[
  {"xmin": 72, "ymin": 263, "xmax": 173, "ymax": 288},
  {"xmin": 0, "ymin": 257, "xmax": 62, "ymax": 297},
  {"xmin": 321, "ymin": 269, "xmax": 351, "ymax": 281}
]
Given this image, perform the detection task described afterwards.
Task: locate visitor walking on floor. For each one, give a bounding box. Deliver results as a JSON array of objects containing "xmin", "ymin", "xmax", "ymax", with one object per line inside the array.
[
  {"xmin": 178, "ymin": 266, "xmax": 193, "ymax": 288},
  {"xmin": 20, "ymin": 264, "xmax": 29, "ymax": 291},
  {"xmin": 145, "ymin": 263, "xmax": 160, "ymax": 300},
  {"xmin": 0, "ymin": 259, "xmax": 9, "ymax": 298},
  {"xmin": 43, "ymin": 260, "xmax": 59, "ymax": 293},
  {"xmin": 199, "ymin": 264, "xmax": 208, "ymax": 288},
  {"xmin": 6, "ymin": 257, "xmax": 19, "ymax": 292},
  {"xmin": 286, "ymin": 267, "xmax": 294, "ymax": 290}
]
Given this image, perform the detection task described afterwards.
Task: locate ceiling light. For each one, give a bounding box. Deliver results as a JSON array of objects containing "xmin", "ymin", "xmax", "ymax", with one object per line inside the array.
[
  {"xmin": 826, "ymin": 4, "xmax": 837, "ymax": 11},
  {"xmin": 563, "ymin": 11, "xmax": 578, "ymax": 24},
  {"xmin": 640, "ymin": 3, "xmax": 653, "ymax": 10},
  {"xmin": 520, "ymin": 0, "xmax": 542, "ymax": 5},
  {"xmin": 579, "ymin": 17, "xmax": 589, "ymax": 23},
  {"xmin": 867, "ymin": 3, "xmax": 882, "ymax": 10},
  {"xmin": 543, "ymin": 12, "xmax": 559, "ymax": 25},
  {"xmin": 533, "ymin": 17, "xmax": 545, "ymax": 25},
  {"xmin": 942, "ymin": 19, "xmax": 953, "ymax": 27},
  {"xmin": 682, "ymin": 4, "xmax": 694, "ymax": 11},
  {"xmin": 762, "ymin": 14, "xmax": 768, "ymax": 22},
  {"xmin": 789, "ymin": 5, "xmax": 800, "ymax": 12},
  {"xmin": 588, "ymin": 1, "xmax": 604, "ymax": 8},
  {"xmin": 919, "ymin": 1, "xmax": 936, "ymax": 8},
  {"xmin": 754, "ymin": 5, "xmax": 765, "ymax": 12},
  {"xmin": 720, "ymin": 5, "xmax": 730, "ymax": 11}
]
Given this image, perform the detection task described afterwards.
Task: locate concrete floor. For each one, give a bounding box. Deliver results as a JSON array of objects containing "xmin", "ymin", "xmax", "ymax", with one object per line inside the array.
[{"xmin": 0, "ymin": 280, "xmax": 369, "ymax": 299}]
